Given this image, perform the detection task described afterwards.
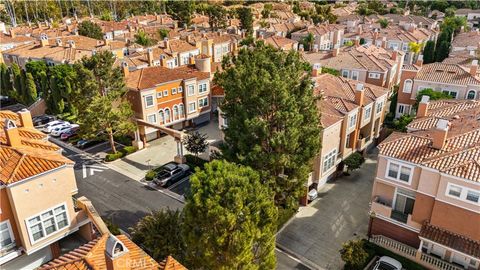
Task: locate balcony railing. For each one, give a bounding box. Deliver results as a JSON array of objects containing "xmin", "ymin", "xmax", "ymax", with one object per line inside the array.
[
  {"xmin": 370, "ymin": 235, "xmax": 465, "ymax": 270},
  {"xmin": 391, "ymin": 210, "xmax": 409, "ymax": 223},
  {"xmin": 0, "ymin": 241, "xmax": 17, "ymax": 257}
]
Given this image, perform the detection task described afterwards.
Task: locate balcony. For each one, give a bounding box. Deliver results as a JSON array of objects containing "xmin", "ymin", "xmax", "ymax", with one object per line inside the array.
[
  {"xmin": 357, "ymin": 135, "xmax": 372, "ymax": 150},
  {"xmin": 370, "ymin": 197, "xmax": 422, "ymax": 230},
  {"xmin": 371, "ymin": 196, "xmax": 392, "ymax": 217},
  {"xmin": 0, "ymin": 241, "xmax": 22, "ymax": 265}
]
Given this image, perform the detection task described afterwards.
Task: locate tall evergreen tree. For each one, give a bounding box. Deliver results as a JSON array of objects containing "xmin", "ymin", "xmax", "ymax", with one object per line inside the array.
[
  {"xmin": 435, "ymin": 40, "xmax": 450, "ymax": 62},
  {"xmin": 0, "ymin": 63, "xmax": 13, "ymax": 95},
  {"xmin": 77, "ymin": 21, "xmax": 103, "ymax": 40},
  {"xmin": 237, "ymin": 7, "xmax": 253, "ymax": 35},
  {"xmin": 25, "ymin": 72, "xmax": 37, "ymax": 105},
  {"xmin": 26, "ymin": 61, "xmax": 48, "ymax": 96},
  {"xmin": 183, "ymin": 160, "xmax": 278, "ymax": 269},
  {"xmin": 206, "ymin": 5, "xmax": 227, "ymax": 31},
  {"xmin": 216, "ymin": 44, "xmax": 321, "ymax": 208},
  {"xmin": 11, "ymin": 63, "xmax": 23, "ymax": 101},
  {"xmin": 423, "ymin": 40, "xmax": 435, "ymax": 64}
]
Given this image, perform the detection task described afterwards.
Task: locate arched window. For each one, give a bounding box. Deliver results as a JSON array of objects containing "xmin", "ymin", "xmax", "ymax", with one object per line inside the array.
[
  {"xmin": 173, "ymin": 105, "xmax": 179, "ymax": 120},
  {"xmin": 403, "ymin": 79, "xmax": 413, "ymax": 93},
  {"xmin": 179, "ymin": 104, "xmax": 184, "ymax": 118},
  {"xmin": 159, "ymin": 110, "xmax": 164, "ymax": 124},
  {"xmin": 164, "ymin": 108, "xmax": 171, "ymax": 123},
  {"xmin": 467, "ymin": 90, "xmax": 476, "ymax": 99}
]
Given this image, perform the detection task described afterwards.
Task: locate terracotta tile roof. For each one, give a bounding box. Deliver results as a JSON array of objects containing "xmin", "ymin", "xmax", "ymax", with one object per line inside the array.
[
  {"xmin": 420, "ymin": 222, "xmax": 480, "ymax": 258},
  {"xmin": 0, "ymin": 32, "xmax": 36, "ymax": 44},
  {"xmin": 158, "ymin": 256, "xmax": 187, "ymax": 270},
  {"xmin": 415, "ymin": 63, "xmax": 480, "ymax": 86},
  {"xmin": 264, "ymin": 35, "xmax": 297, "ymax": 50},
  {"xmin": 126, "ymin": 65, "xmax": 209, "ymax": 90},
  {"xmin": 40, "ymin": 234, "xmax": 164, "ymax": 270},
  {"xmin": 293, "ymin": 24, "xmax": 344, "ymax": 37},
  {"xmin": 211, "ymin": 84, "xmax": 225, "ymax": 97},
  {"xmin": 452, "ymin": 31, "xmax": 480, "ymax": 48}
]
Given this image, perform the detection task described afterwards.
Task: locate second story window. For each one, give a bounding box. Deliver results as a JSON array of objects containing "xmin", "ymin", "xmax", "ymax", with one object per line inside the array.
[
  {"xmin": 368, "ymin": 73, "xmax": 381, "ymax": 79},
  {"xmin": 403, "ymin": 79, "xmax": 412, "ymax": 93},
  {"xmin": 144, "ymin": 95, "xmax": 154, "ymax": 108},
  {"xmin": 364, "ymin": 106, "xmax": 372, "ymax": 120},
  {"xmin": 386, "ymin": 161, "xmax": 413, "ymax": 184},
  {"xmin": 348, "ymin": 114, "xmax": 357, "ymax": 128},
  {"xmin": 188, "ymin": 85, "xmax": 195, "ymax": 96},
  {"xmin": 163, "ymin": 90, "xmax": 169, "ymax": 97},
  {"xmin": 198, "ymin": 83, "xmax": 207, "ymax": 94},
  {"xmin": 198, "ymin": 97, "xmax": 208, "ymax": 108},
  {"xmin": 446, "ymin": 183, "xmax": 480, "ymax": 205},
  {"xmin": 0, "ymin": 220, "xmax": 14, "ymax": 249},
  {"xmin": 172, "ymin": 88, "xmax": 177, "ymax": 95},
  {"xmin": 178, "ymin": 86, "xmax": 183, "ymax": 93},
  {"xmin": 322, "ymin": 149, "xmax": 337, "ymax": 172},
  {"xmin": 188, "ymin": 102, "xmax": 196, "ymax": 113},
  {"xmin": 342, "ymin": 70, "xmax": 349, "ymax": 78},
  {"xmin": 27, "ymin": 203, "xmax": 69, "ymax": 244},
  {"xmin": 376, "ymin": 101, "xmax": 384, "ymax": 114},
  {"xmin": 156, "ymin": 92, "xmax": 162, "ymax": 98}
]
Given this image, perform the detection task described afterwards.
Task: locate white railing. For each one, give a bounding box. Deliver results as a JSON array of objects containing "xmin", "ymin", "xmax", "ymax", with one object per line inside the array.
[
  {"xmin": 371, "ymin": 235, "xmax": 417, "ymax": 258},
  {"xmin": 420, "ymin": 253, "xmax": 464, "ymax": 270}
]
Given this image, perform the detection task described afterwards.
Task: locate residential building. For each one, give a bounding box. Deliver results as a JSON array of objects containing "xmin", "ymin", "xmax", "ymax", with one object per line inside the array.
[
  {"xmin": 451, "ymin": 30, "xmax": 480, "ymax": 52},
  {"xmin": 455, "ymin": 9, "xmax": 480, "ymax": 28},
  {"xmin": 0, "ymin": 32, "xmax": 35, "ymax": 51},
  {"xmin": 290, "ymin": 24, "xmax": 344, "ymax": 51},
  {"xmin": 0, "ymin": 109, "xmax": 94, "ymax": 269},
  {"xmin": 302, "ymin": 44, "xmax": 405, "ymax": 89},
  {"xmin": 125, "ymin": 55, "xmax": 211, "ymax": 142},
  {"xmin": 369, "ymin": 98, "xmax": 480, "ymax": 270},
  {"xmin": 264, "ymin": 35, "xmax": 298, "ymax": 51},
  {"xmin": 187, "ymin": 31, "xmax": 240, "ymax": 63},
  {"xmin": 396, "ymin": 61, "xmax": 480, "ymax": 117},
  {"xmin": 310, "ymin": 71, "xmax": 389, "ymax": 187}
]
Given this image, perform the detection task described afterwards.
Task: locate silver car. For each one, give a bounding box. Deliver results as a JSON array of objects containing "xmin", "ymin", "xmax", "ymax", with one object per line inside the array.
[{"xmin": 153, "ymin": 163, "xmax": 190, "ymax": 187}]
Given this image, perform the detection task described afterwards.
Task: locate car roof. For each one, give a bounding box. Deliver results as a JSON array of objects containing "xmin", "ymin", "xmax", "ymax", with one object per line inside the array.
[
  {"xmin": 378, "ymin": 256, "xmax": 402, "ymax": 269},
  {"xmin": 163, "ymin": 163, "xmax": 178, "ymax": 171}
]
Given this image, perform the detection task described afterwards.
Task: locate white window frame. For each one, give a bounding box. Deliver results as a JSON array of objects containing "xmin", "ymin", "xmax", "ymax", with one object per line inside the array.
[
  {"xmin": 147, "ymin": 113, "xmax": 157, "ymax": 124},
  {"xmin": 446, "ymin": 183, "xmax": 480, "ymax": 205},
  {"xmin": 144, "ymin": 95, "xmax": 154, "ymax": 108},
  {"xmin": 156, "ymin": 92, "xmax": 162, "ymax": 98},
  {"xmin": 467, "ymin": 90, "xmax": 476, "ymax": 99},
  {"xmin": 0, "ymin": 220, "xmax": 15, "ymax": 249},
  {"xmin": 342, "ymin": 70, "xmax": 349, "ymax": 78},
  {"xmin": 187, "ymin": 85, "xmax": 195, "ymax": 96},
  {"xmin": 398, "ymin": 104, "xmax": 407, "ymax": 114},
  {"xmin": 376, "ymin": 100, "xmax": 384, "ymax": 114},
  {"xmin": 178, "ymin": 86, "xmax": 183, "ymax": 93},
  {"xmin": 385, "ymin": 160, "xmax": 414, "ymax": 184},
  {"xmin": 25, "ymin": 202, "xmax": 70, "ymax": 245},
  {"xmin": 179, "ymin": 104, "xmax": 185, "ymax": 117},
  {"xmin": 198, "ymin": 83, "xmax": 208, "ymax": 94},
  {"xmin": 198, "ymin": 97, "xmax": 208, "ymax": 108},
  {"xmin": 163, "ymin": 90, "xmax": 169, "ymax": 97},
  {"xmin": 368, "ymin": 73, "xmax": 381, "ymax": 79},
  {"xmin": 403, "ymin": 79, "xmax": 413, "ymax": 93},
  {"xmin": 322, "ymin": 149, "xmax": 338, "ymax": 173},
  {"xmin": 188, "ymin": 102, "xmax": 196, "ymax": 113},
  {"xmin": 364, "ymin": 106, "xmax": 372, "ymax": 120},
  {"xmin": 348, "ymin": 113, "xmax": 357, "ymax": 128},
  {"xmin": 172, "ymin": 88, "xmax": 177, "ymax": 95},
  {"xmin": 351, "ymin": 70, "xmax": 359, "ymax": 80}
]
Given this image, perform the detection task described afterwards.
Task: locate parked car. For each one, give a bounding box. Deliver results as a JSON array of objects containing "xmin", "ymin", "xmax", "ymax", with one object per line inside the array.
[
  {"xmin": 41, "ymin": 120, "xmax": 69, "ymax": 133},
  {"xmin": 76, "ymin": 138, "xmax": 103, "ymax": 149},
  {"xmin": 51, "ymin": 124, "xmax": 78, "ymax": 137},
  {"xmin": 32, "ymin": 115, "xmax": 55, "ymax": 126},
  {"xmin": 60, "ymin": 128, "xmax": 79, "ymax": 141},
  {"xmin": 308, "ymin": 189, "xmax": 318, "ymax": 201},
  {"xmin": 153, "ymin": 163, "xmax": 190, "ymax": 187},
  {"xmin": 373, "ymin": 256, "xmax": 402, "ymax": 270}
]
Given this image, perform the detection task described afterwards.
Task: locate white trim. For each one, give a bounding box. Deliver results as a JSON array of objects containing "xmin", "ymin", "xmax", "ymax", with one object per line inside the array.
[
  {"xmin": 385, "ymin": 159, "xmax": 414, "ymax": 185},
  {"xmin": 445, "ymin": 183, "xmax": 480, "ymax": 206},
  {"xmin": 419, "ymin": 237, "xmax": 480, "ymax": 262},
  {"xmin": 374, "ymin": 215, "xmax": 421, "ymax": 233},
  {"xmin": 25, "ymin": 202, "xmax": 70, "ymax": 245},
  {"xmin": 0, "ymin": 220, "xmax": 15, "ymax": 249},
  {"xmin": 143, "ymin": 95, "xmax": 154, "ymax": 108},
  {"xmin": 188, "ymin": 101, "xmax": 196, "ymax": 113},
  {"xmin": 146, "ymin": 113, "xmax": 157, "ymax": 124}
]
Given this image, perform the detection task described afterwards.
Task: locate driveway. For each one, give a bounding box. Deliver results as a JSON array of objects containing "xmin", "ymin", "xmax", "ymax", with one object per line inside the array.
[{"xmin": 276, "ymin": 151, "xmax": 377, "ymax": 270}]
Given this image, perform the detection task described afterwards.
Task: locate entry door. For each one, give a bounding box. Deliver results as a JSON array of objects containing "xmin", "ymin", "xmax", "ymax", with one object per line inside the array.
[
  {"xmin": 452, "ymin": 253, "xmax": 468, "ymax": 268},
  {"xmin": 394, "ymin": 194, "xmax": 415, "ymax": 215},
  {"xmin": 431, "ymin": 245, "xmax": 446, "ymax": 259}
]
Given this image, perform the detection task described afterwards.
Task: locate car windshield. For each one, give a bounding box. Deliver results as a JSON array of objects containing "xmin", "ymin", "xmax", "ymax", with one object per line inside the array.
[
  {"xmin": 158, "ymin": 170, "xmax": 171, "ymax": 178},
  {"xmin": 376, "ymin": 262, "xmax": 398, "ymax": 270}
]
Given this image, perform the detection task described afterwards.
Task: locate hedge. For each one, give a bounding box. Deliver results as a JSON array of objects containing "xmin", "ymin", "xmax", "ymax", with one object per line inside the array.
[
  {"xmin": 105, "ymin": 146, "xmax": 138, "ymax": 162},
  {"xmin": 145, "ymin": 170, "xmax": 156, "ymax": 181}
]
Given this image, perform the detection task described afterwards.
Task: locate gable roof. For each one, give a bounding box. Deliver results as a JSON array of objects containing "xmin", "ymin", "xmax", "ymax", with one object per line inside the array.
[{"xmin": 415, "ymin": 63, "xmax": 480, "ymax": 86}]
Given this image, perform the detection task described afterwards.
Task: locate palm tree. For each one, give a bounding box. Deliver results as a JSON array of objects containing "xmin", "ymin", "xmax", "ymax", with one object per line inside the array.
[
  {"xmin": 303, "ymin": 33, "xmax": 315, "ymax": 51},
  {"xmin": 408, "ymin": 42, "xmax": 423, "ymax": 63}
]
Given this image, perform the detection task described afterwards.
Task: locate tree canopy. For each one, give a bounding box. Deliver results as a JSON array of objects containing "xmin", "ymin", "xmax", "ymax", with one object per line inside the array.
[
  {"xmin": 78, "ymin": 21, "xmax": 103, "ymax": 40},
  {"xmin": 216, "ymin": 43, "xmax": 321, "ymax": 208}
]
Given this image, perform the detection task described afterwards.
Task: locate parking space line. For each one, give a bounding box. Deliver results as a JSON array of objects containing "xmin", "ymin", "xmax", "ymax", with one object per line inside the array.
[
  {"xmin": 167, "ymin": 176, "xmax": 189, "ymax": 191},
  {"xmin": 83, "ymin": 141, "xmax": 109, "ymax": 152},
  {"xmin": 139, "ymin": 181, "xmax": 185, "ymax": 204}
]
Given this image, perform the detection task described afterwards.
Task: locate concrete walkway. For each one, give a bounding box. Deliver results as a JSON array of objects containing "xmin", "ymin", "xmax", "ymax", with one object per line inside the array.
[{"xmin": 276, "ymin": 151, "xmax": 378, "ymax": 270}]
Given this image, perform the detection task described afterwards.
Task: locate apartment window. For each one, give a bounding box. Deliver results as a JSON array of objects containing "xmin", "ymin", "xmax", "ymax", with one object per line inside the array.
[
  {"xmin": 188, "ymin": 102, "xmax": 196, "ymax": 113},
  {"xmin": 386, "ymin": 161, "xmax": 413, "ymax": 183},
  {"xmin": 345, "ymin": 133, "xmax": 351, "ymax": 148},
  {"xmin": 446, "ymin": 183, "xmax": 480, "ymax": 205},
  {"xmin": 159, "ymin": 110, "xmax": 165, "ymax": 124},
  {"xmin": 172, "ymin": 88, "xmax": 177, "ymax": 95},
  {"xmin": 403, "ymin": 79, "xmax": 413, "ymax": 93},
  {"xmin": 442, "ymin": 90, "xmax": 457, "ymax": 99},
  {"xmin": 0, "ymin": 220, "xmax": 14, "ymax": 249},
  {"xmin": 144, "ymin": 95, "xmax": 154, "ymax": 108},
  {"xmin": 364, "ymin": 106, "xmax": 372, "ymax": 120},
  {"xmin": 351, "ymin": 71, "xmax": 359, "ymax": 80},
  {"xmin": 467, "ymin": 90, "xmax": 476, "ymax": 99},
  {"xmin": 164, "ymin": 108, "xmax": 171, "ymax": 123},
  {"xmin": 27, "ymin": 203, "xmax": 69, "ymax": 243},
  {"xmin": 178, "ymin": 86, "xmax": 183, "ymax": 93},
  {"xmin": 376, "ymin": 101, "xmax": 384, "ymax": 114},
  {"xmin": 198, "ymin": 83, "xmax": 207, "ymax": 94},
  {"xmin": 156, "ymin": 92, "xmax": 162, "ymax": 98},
  {"xmin": 398, "ymin": 104, "xmax": 407, "ymax": 114},
  {"xmin": 163, "ymin": 90, "xmax": 169, "ymax": 97},
  {"xmin": 147, "ymin": 113, "xmax": 156, "ymax": 124},
  {"xmin": 198, "ymin": 97, "xmax": 208, "ymax": 108},
  {"xmin": 179, "ymin": 104, "xmax": 185, "ymax": 117},
  {"xmin": 322, "ymin": 149, "xmax": 337, "ymax": 172},
  {"xmin": 342, "ymin": 70, "xmax": 349, "ymax": 78},
  {"xmin": 348, "ymin": 114, "xmax": 357, "ymax": 128},
  {"xmin": 368, "ymin": 73, "xmax": 381, "ymax": 79},
  {"xmin": 402, "ymin": 43, "xmax": 409, "ymax": 51},
  {"xmin": 188, "ymin": 85, "xmax": 195, "ymax": 96}
]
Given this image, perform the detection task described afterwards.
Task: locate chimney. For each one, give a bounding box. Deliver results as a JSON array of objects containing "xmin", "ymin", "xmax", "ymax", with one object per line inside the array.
[
  {"xmin": 56, "ymin": 37, "xmax": 63, "ymax": 47},
  {"xmin": 391, "ymin": 50, "xmax": 398, "ymax": 61},
  {"xmin": 103, "ymin": 34, "xmax": 111, "ymax": 46},
  {"xmin": 147, "ymin": 48, "xmax": 153, "ymax": 66},
  {"xmin": 416, "ymin": 95, "xmax": 430, "ymax": 117},
  {"xmin": 4, "ymin": 119, "xmax": 21, "ymax": 148},
  {"xmin": 470, "ymin": 59, "xmax": 478, "ymax": 76},
  {"xmin": 332, "ymin": 46, "xmax": 340, "ymax": 57},
  {"xmin": 122, "ymin": 62, "xmax": 129, "ymax": 77},
  {"xmin": 164, "ymin": 38, "xmax": 170, "ymax": 50},
  {"xmin": 105, "ymin": 235, "xmax": 130, "ymax": 270},
  {"xmin": 195, "ymin": 55, "xmax": 211, "ymax": 73},
  {"xmin": 189, "ymin": 54, "xmax": 195, "ymax": 65},
  {"xmin": 381, "ymin": 37, "xmax": 387, "ymax": 49},
  {"xmin": 68, "ymin": 40, "xmax": 75, "ymax": 48},
  {"xmin": 9, "ymin": 29, "xmax": 15, "ymax": 39},
  {"xmin": 40, "ymin": 33, "xmax": 49, "ymax": 47},
  {"xmin": 416, "ymin": 54, "xmax": 423, "ymax": 67},
  {"xmin": 432, "ymin": 119, "xmax": 449, "ymax": 150},
  {"xmin": 160, "ymin": 55, "xmax": 168, "ymax": 67},
  {"xmin": 311, "ymin": 63, "xmax": 321, "ymax": 77},
  {"xmin": 355, "ymin": 83, "xmax": 365, "ymax": 106},
  {"xmin": 18, "ymin": 109, "xmax": 33, "ymax": 128}
]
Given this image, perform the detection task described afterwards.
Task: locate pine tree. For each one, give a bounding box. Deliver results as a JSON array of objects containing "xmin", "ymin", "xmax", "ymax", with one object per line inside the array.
[
  {"xmin": 25, "ymin": 72, "xmax": 37, "ymax": 105},
  {"xmin": 216, "ymin": 44, "xmax": 321, "ymax": 208},
  {"xmin": 183, "ymin": 160, "xmax": 277, "ymax": 269},
  {"xmin": 423, "ymin": 40, "xmax": 435, "ymax": 64},
  {"xmin": 78, "ymin": 21, "xmax": 103, "ymax": 40},
  {"xmin": 11, "ymin": 63, "xmax": 23, "ymax": 101},
  {"xmin": 0, "ymin": 63, "xmax": 13, "ymax": 95},
  {"xmin": 26, "ymin": 60, "xmax": 48, "ymax": 96}
]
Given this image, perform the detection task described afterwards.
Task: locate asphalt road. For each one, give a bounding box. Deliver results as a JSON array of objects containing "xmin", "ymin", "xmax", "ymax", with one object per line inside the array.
[{"xmin": 57, "ymin": 144, "xmax": 184, "ymax": 232}]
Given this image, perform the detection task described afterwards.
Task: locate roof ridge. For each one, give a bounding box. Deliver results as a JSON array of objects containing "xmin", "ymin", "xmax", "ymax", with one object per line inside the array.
[
  {"xmin": 7, "ymin": 152, "xmax": 26, "ymax": 183},
  {"xmin": 422, "ymin": 144, "xmax": 480, "ymax": 166}
]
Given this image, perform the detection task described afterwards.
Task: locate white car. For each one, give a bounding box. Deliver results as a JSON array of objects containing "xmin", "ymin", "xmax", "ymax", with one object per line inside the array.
[
  {"xmin": 42, "ymin": 120, "xmax": 68, "ymax": 133},
  {"xmin": 44, "ymin": 122, "xmax": 70, "ymax": 134},
  {"xmin": 373, "ymin": 256, "xmax": 402, "ymax": 270},
  {"xmin": 50, "ymin": 124, "xmax": 78, "ymax": 137}
]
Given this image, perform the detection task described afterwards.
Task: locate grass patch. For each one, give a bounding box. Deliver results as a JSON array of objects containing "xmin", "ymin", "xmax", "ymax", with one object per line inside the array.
[
  {"xmin": 105, "ymin": 146, "xmax": 138, "ymax": 162},
  {"xmin": 277, "ymin": 206, "xmax": 297, "ymax": 230}
]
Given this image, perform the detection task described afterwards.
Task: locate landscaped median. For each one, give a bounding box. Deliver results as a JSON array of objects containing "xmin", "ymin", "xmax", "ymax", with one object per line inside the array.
[
  {"xmin": 105, "ymin": 146, "xmax": 138, "ymax": 162},
  {"xmin": 145, "ymin": 154, "xmax": 208, "ymax": 181}
]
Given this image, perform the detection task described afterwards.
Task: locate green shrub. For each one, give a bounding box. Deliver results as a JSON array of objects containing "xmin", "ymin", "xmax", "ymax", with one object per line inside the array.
[
  {"xmin": 277, "ymin": 206, "xmax": 297, "ymax": 230},
  {"xmin": 120, "ymin": 146, "xmax": 137, "ymax": 155},
  {"xmin": 340, "ymin": 239, "xmax": 369, "ymax": 269},
  {"xmin": 185, "ymin": 154, "xmax": 208, "ymax": 170},
  {"xmin": 103, "ymin": 219, "xmax": 121, "ymax": 235},
  {"xmin": 105, "ymin": 152, "xmax": 124, "ymax": 162},
  {"xmin": 145, "ymin": 170, "xmax": 156, "ymax": 181},
  {"xmin": 322, "ymin": 67, "xmax": 340, "ymax": 76},
  {"xmin": 114, "ymin": 135, "xmax": 133, "ymax": 146}
]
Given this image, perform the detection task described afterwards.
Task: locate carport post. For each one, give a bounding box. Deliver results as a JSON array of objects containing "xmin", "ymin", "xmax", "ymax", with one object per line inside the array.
[{"xmin": 174, "ymin": 138, "xmax": 186, "ymax": 164}]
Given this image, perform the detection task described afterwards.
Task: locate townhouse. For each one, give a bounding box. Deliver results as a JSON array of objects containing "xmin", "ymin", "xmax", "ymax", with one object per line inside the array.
[
  {"xmin": 451, "ymin": 30, "xmax": 480, "ymax": 52},
  {"xmin": 290, "ymin": 24, "xmax": 344, "ymax": 51},
  {"xmin": 0, "ymin": 32, "xmax": 35, "ymax": 51},
  {"xmin": 0, "ymin": 110, "xmax": 94, "ymax": 269},
  {"xmin": 187, "ymin": 31, "xmax": 240, "ymax": 63},
  {"xmin": 310, "ymin": 71, "xmax": 389, "ymax": 187},
  {"xmin": 303, "ymin": 44, "xmax": 405, "ymax": 89},
  {"xmin": 264, "ymin": 35, "xmax": 298, "ymax": 51},
  {"xmin": 396, "ymin": 61, "xmax": 480, "ymax": 117},
  {"xmin": 2, "ymin": 35, "xmax": 129, "ymax": 68},
  {"xmin": 124, "ymin": 55, "xmax": 211, "ymax": 142},
  {"xmin": 455, "ymin": 9, "xmax": 480, "ymax": 28},
  {"xmin": 369, "ymin": 98, "xmax": 480, "ymax": 270}
]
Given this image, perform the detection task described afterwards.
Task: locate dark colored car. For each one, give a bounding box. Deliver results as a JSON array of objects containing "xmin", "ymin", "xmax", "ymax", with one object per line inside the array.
[
  {"xmin": 60, "ymin": 128, "xmax": 79, "ymax": 141},
  {"xmin": 76, "ymin": 138, "xmax": 103, "ymax": 149},
  {"xmin": 32, "ymin": 115, "xmax": 55, "ymax": 126},
  {"xmin": 153, "ymin": 163, "xmax": 190, "ymax": 187}
]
